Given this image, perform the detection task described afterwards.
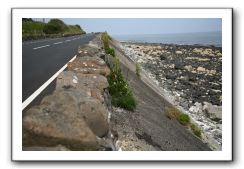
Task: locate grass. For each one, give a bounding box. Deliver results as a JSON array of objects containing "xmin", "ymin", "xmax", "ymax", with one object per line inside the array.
[
  {"xmin": 177, "ymin": 113, "xmax": 190, "ymax": 126},
  {"xmin": 165, "ymin": 107, "xmax": 181, "ymax": 120},
  {"xmin": 165, "ymin": 106, "xmax": 202, "ymax": 138},
  {"xmin": 105, "ymin": 48, "xmax": 115, "ymax": 57},
  {"xmin": 135, "ymin": 63, "xmax": 141, "ymax": 78},
  {"xmin": 101, "ymin": 32, "xmax": 109, "ymax": 49},
  {"xmin": 190, "ymin": 124, "xmax": 202, "ymax": 138}
]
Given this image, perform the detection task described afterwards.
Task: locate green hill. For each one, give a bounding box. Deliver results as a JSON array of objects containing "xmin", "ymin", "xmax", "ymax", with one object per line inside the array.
[{"xmin": 22, "ymin": 18, "xmax": 86, "ymax": 41}]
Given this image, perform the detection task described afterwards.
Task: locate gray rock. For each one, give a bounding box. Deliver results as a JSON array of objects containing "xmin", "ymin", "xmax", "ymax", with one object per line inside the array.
[
  {"xmin": 189, "ymin": 102, "xmax": 203, "ymax": 114},
  {"xmin": 203, "ymin": 102, "xmax": 222, "ymax": 121}
]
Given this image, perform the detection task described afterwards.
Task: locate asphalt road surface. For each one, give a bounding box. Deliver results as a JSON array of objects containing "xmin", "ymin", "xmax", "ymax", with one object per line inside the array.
[{"xmin": 22, "ymin": 34, "xmax": 96, "ymax": 102}]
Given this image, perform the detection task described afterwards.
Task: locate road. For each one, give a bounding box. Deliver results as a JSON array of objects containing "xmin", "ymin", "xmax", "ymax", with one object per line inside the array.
[{"xmin": 22, "ymin": 34, "xmax": 96, "ymax": 102}]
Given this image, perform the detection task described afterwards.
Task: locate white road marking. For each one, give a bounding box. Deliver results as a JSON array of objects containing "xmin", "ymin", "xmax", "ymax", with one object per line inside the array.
[
  {"xmin": 23, "ymin": 37, "xmax": 62, "ymax": 45},
  {"xmin": 22, "ymin": 55, "xmax": 77, "ymax": 110},
  {"xmin": 33, "ymin": 45, "xmax": 50, "ymax": 50},
  {"xmin": 53, "ymin": 41, "xmax": 63, "ymax": 45},
  {"xmin": 65, "ymin": 39, "xmax": 71, "ymax": 42}
]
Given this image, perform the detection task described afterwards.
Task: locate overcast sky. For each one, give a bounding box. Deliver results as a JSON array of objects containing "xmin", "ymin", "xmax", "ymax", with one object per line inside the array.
[{"xmin": 43, "ymin": 18, "xmax": 222, "ymax": 35}]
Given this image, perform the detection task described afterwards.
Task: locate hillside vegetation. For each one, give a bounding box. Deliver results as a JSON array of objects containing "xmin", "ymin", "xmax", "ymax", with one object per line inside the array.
[{"xmin": 22, "ymin": 18, "xmax": 86, "ymax": 41}]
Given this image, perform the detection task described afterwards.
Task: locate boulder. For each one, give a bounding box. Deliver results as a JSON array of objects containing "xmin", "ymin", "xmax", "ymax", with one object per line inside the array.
[
  {"xmin": 174, "ymin": 61, "xmax": 184, "ymax": 70},
  {"xmin": 56, "ymin": 71, "xmax": 91, "ymax": 96},
  {"xmin": 76, "ymin": 73, "xmax": 109, "ymax": 91},
  {"xmin": 78, "ymin": 95, "xmax": 108, "ymax": 137},
  {"xmin": 23, "ymin": 88, "xmax": 109, "ymax": 150},
  {"xmin": 68, "ymin": 57, "xmax": 110, "ymax": 77},
  {"xmin": 175, "ymin": 51, "xmax": 183, "ymax": 55},
  {"xmin": 23, "ymin": 106, "xmax": 97, "ymax": 150},
  {"xmin": 189, "ymin": 102, "xmax": 203, "ymax": 114},
  {"xmin": 56, "ymin": 71, "xmax": 109, "ymax": 102},
  {"xmin": 77, "ymin": 45, "xmax": 102, "ymax": 58},
  {"xmin": 42, "ymin": 88, "xmax": 109, "ymax": 137},
  {"xmin": 197, "ymin": 66, "xmax": 206, "ymax": 72},
  {"xmin": 160, "ymin": 54, "xmax": 167, "ymax": 60},
  {"xmin": 165, "ymin": 72, "xmax": 176, "ymax": 80},
  {"xmin": 184, "ymin": 65, "xmax": 193, "ymax": 71},
  {"xmin": 203, "ymin": 102, "xmax": 222, "ymax": 121}
]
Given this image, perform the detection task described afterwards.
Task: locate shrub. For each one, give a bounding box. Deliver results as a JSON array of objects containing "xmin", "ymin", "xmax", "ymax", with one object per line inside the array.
[
  {"xmin": 43, "ymin": 19, "xmax": 67, "ymax": 34},
  {"xmin": 135, "ymin": 63, "xmax": 141, "ymax": 78},
  {"xmin": 105, "ymin": 48, "xmax": 115, "ymax": 57},
  {"xmin": 177, "ymin": 113, "xmax": 190, "ymax": 126},
  {"xmin": 108, "ymin": 57, "xmax": 137, "ymax": 111},
  {"xmin": 101, "ymin": 32, "xmax": 109, "ymax": 49},
  {"xmin": 190, "ymin": 124, "xmax": 202, "ymax": 138},
  {"xmin": 22, "ymin": 18, "xmax": 33, "ymax": 22}
]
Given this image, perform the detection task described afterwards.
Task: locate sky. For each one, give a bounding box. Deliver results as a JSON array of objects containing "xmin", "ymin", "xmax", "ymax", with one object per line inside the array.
[{"xmin": 44, "ymin": 18, "xmax": 222, "ymax": 35}]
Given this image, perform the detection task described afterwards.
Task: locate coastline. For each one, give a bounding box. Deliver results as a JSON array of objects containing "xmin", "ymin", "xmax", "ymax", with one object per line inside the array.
[{"xmin": 120, "ymin": 41, "xmax": 222, "ymax": 150}]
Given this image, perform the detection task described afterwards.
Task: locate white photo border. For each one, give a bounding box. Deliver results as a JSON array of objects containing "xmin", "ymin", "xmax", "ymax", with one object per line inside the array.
[{"xmin": 12, "ymin": 8, "xmax": 233, "ymax": 161}]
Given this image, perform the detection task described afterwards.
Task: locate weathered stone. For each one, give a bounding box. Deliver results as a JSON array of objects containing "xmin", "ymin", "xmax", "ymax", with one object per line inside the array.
[
  {"xmin": 43, "ymin": 88, "xmax": 109, "ymax": 137},
  {"xmin": 68, "ymin": 57, "xmax": 111, "ymax": 76},
  {"xmin": 197, "ymin": 66, "xmax": 206, "ymax": 72},
  {"xmin": 23, "ymin": 92, "xmax": 98, "ymax": 150},
  {"xmin": 203, "ymin": 102, "xmax": 222, "ymax": 121},
  {"xmin": 174, "ymin": 61, "xmax": 184, "ymax": 70},
  {"xmin": 189, "ymin": 102, "xmax": 203, "ymax": 114},
  {"xmin": 56, "ymin": 71, "xmax": 91, "ymax": 96},
  {"xmin": 91, "ymin": 88, "xmax": 104, "ymax": 103},
  {"xmin": 23, "ymin": 88, "xmax": 109, "ymax": 150},
  {"xmin": 165, "ymin": 72, "xmax": 176, "ymax": 80},
  {"xmin": 175, "ymin": 51, "xmax": 183, "ymax": 55},
  {"xmin": 184, "ymin": 65, "xmax": 193, "ymax": 71},
  {"xmin": 78, "ymin": 97, "xmax": 108, "ymax": 137},
  {"xmin": 56, "ymin": 71, "xmax": 109, "ymax": 102},
  {"xmin": 76, "ymin": 73, "xmax": 109, "ymax": 91},
  {"xmin": 23, "ymin": 145, "xmax": 70, "ymax": 151}
]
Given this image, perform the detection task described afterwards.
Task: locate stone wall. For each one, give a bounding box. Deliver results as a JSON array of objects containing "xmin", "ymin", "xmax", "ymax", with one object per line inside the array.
[{"xmin": 23, "ymin": 34, "xmax": 115, "ymax": 151}]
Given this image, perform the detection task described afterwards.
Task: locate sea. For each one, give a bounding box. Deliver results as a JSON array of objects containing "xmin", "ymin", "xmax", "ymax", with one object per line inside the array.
[{"xmin": 112, "ymin": 31, "xmax": 222, "ymax": 47}]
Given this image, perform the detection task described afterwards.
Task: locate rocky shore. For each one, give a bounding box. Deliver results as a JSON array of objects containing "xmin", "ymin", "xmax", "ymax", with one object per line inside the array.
[
  {"xmin": 22, "ymin": 34, "xmax": 216, "ymax": 151},
  {"xmin": 122, "ymin": 43, "xmax": 222, "ymax": 150}
]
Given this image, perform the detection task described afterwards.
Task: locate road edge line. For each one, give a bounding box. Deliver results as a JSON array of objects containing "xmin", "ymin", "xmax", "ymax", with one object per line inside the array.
[{"xmin": 22, "ymin": 55, "xmax": 77, "ymax": 110}]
